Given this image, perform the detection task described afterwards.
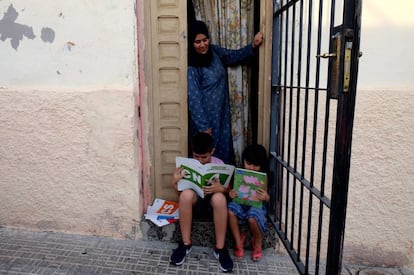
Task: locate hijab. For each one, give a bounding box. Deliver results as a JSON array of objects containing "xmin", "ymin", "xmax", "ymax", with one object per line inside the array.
[{"xmin": 188, "ymin": 20, "xmax": 213, "ymax": 67}]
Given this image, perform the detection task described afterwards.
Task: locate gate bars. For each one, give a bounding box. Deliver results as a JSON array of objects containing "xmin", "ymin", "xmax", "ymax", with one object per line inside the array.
[{"xmin": 267, "ymin": 0, "xmax": 362, "ymax": 274}]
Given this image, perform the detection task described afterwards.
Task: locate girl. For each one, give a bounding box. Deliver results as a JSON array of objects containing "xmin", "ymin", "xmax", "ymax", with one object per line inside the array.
[{"xmin": 228, "ymin": 144, "xmax": 269, "ymax": 261}]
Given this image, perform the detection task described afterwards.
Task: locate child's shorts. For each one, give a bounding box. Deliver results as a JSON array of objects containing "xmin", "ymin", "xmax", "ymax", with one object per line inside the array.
[
  {"xmin": 194, "ymin": 194, "xmax": 214, "ymax": 218},
  {"xmin": 228, "ymin": 202, "xmax": 267, "ymax": 234},
  {"xmin": 194, "ymin": 193, "xmax": 229, "ymax": 219}
]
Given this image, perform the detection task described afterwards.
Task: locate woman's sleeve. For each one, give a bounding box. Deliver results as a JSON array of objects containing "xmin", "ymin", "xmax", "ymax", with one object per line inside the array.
[
  {"xmin": 212, "ymin": 44, "xmax": 256, "ymax": 66},
  {"xmin": 187, "ymin": 67, "xmax": 210, "ymax": 132}
]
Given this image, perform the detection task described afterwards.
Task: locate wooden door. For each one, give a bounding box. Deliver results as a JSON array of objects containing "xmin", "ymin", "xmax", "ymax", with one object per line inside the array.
[{"xmin": 144, "ymin": 0, "xmax": 188, "ymax": 201}]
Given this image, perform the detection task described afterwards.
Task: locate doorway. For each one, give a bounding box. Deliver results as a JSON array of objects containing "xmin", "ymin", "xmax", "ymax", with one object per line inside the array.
[
  {"xmin": 142, "ymin": 0, "xmax": 272, "ymax": 204},
  {"xmin": 187, "ymin": 0, "xmax": 262, "ymax": 166},
  {"xmin": 139, "ymin": 0, "xmax": 272, "ymax": 204}
]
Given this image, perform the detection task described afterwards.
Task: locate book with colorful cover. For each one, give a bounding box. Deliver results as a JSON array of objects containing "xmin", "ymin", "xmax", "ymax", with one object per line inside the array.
[
  {"xmin": 232, "ymin": 168, "xmax": 267, "ymax": 208},
  {"xmin": 144, "ymin": 198, "xmax": 179, "ymax": 227},
  {"xmin": 175, "ymin": 156, "xmax": 235, "ymax": 198}
]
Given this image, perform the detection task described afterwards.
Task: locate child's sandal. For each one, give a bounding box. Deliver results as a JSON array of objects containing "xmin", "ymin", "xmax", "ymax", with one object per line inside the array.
[
  {"xmin": 234, "ymin": 233, "xmax": 245, "ymax": 258},
  {"xmin": 251, "ymin": 238, "xmax": 262, "ymax": 261}
]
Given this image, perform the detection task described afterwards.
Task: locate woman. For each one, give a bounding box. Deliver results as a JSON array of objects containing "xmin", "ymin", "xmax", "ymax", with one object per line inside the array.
[{"xmin": 187, "ymin": 20, "xmax": 263, "ymax": 164}]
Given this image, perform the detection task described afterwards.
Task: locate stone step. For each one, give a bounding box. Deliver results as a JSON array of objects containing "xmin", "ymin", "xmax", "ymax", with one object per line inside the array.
[{"xmin": 141, "ymin": 218, "xmax": 278, "ymax": 249}]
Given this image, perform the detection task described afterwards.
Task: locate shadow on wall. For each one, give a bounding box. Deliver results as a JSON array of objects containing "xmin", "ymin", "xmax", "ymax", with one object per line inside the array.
[{"xmin": 344, "ymin": 244, "xmax": 411, "ymax": 268}]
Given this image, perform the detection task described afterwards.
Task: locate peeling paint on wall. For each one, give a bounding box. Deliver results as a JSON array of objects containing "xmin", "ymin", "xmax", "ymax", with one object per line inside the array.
[
  {"xmin": 0, "ymin": 4, "xmax": 55, "ymax": 50},
  {"xmin": 0, "ymin": 4, "xmax": 35, "ymax": 49},
  {"xmin": 40, "ymin": 27, "xmax": 55, "ymax": 43}
]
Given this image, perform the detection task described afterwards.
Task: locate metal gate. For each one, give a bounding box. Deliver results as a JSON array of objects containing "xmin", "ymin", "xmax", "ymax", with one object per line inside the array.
[{"xmin": 267, "ymin": 0, "xmax": 362, "ymax": 274}]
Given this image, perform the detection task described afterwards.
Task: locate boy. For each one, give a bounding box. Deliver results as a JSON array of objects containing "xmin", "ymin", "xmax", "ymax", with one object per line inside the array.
[{"xmin": 170, "ymin": 132, "xmax": 233, "ymax": 273}]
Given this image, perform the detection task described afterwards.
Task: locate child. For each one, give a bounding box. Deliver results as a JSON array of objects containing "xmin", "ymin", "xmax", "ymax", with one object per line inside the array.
[
  {"xmin": 228, "ymin": 144, "xmax": 270, "ymax": 261},
  {"xmin": 170, "ymin": 132, "xmax": 233, "ymax": 273}
]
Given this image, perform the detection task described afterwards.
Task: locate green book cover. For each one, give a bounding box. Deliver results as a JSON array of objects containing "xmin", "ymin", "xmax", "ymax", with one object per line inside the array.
[
  {"xmin": 232, "ymin": 168, "xmax": 267, "ymax": 208},
  {"xmin": 176, "ymin": 157, "xmax": 235, "ymax": 198}
]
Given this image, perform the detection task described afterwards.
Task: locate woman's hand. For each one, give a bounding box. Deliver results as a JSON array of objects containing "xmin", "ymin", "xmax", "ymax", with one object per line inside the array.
[
  {"xmin": 253, "ymin": 32, "xmax": 264, "ymax": 48},
  {"xmin": 203, "ymin": 128, "xmax": 212, "ymax": 135}
]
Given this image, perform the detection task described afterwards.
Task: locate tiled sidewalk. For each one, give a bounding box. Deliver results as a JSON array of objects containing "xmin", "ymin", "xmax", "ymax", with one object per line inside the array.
[
  {"xmin": 1, "ymin": 227, "xmax": 413, "ymax": 275},
  {"xmin": 0, "ymin": 227, "xmax": 298, "ymax": 274}
]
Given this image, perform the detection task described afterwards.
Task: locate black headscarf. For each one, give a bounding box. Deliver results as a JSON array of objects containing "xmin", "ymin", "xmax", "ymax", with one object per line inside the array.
[{"xmin": 188, "ymin": 20, "xmax": 213, "ymax": 67}]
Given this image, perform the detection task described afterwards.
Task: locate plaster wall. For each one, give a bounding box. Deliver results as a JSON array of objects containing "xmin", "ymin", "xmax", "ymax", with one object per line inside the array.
[
  {"xmin": 343, "ymin": 0, "xmax": 414, "ymax": 269},
  {"xmin": 0, "ymin": 0, "xmax": 141, "ymax": 238},
  {"xmin": 346, "ymin": 89, "xmax": 414, "ymax": 268}
]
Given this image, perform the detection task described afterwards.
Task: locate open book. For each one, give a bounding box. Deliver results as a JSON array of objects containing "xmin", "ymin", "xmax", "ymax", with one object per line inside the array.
[
  {"xmin": 232, "ymin": 168, "xmax": 267, "ymax": 208},
  {"xmin": 176, "ymin": 156, "xmax": 235, "ymax": 198}
]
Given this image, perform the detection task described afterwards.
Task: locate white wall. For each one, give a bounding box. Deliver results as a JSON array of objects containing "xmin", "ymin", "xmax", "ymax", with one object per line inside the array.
[
  {"xmin": 358, "ymin": 0, "xmax": 414, "ymax": 90},
  {"xmin": 344, "ymin": 0, "xmax": 414, "ymax": 268},
  {"xmin": 0, "ymin": 1, "xmax": 136, "ymax": 90},
  {"xmin": 0, "ymin": 0, "xmax": 141, "ymax": 238}
]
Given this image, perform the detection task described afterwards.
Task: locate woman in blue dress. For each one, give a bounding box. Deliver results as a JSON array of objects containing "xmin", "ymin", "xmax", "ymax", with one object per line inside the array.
[{"xmin": 187, "ymin": 20, "xmax": 263, "ymax": 164}]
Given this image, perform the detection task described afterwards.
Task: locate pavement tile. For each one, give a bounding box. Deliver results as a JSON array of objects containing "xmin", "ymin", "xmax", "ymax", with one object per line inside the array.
[{"xmin": 1, "ymin": 227, "xmax": 413, "ymax": 275}]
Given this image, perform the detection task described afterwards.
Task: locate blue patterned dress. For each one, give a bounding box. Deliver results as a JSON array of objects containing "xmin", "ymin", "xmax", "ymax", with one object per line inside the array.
[{"xmin": 188, "ymin": 44, "xmax": 256, "ymax": 164}]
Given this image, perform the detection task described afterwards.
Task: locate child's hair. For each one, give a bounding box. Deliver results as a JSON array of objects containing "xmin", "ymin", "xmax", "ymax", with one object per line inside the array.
[
  {"xmin": 242, "ymin": 144, "xmax": 269, "ymax": 172},
  {"xmin": 191, "ymin": 132, "xmax": 214, "ymax": 154}
]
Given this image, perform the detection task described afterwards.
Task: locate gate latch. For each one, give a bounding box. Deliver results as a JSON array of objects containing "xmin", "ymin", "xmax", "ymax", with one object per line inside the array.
[{"xmin": 316, "ymin": 27, "xmax": 354, "ymax": 99}]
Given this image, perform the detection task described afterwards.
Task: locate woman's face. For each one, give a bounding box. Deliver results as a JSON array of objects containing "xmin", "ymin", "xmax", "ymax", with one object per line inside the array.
[{"xmin": 193, "ymin": 33, "xmax": 210, "ymax": 54}]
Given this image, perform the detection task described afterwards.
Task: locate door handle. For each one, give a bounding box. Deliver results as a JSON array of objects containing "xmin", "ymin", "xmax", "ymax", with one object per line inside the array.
[{"xmin": 316, "ymin": 53, "xmax": 337, "ymax": 58}]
